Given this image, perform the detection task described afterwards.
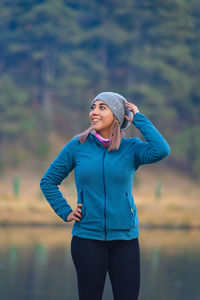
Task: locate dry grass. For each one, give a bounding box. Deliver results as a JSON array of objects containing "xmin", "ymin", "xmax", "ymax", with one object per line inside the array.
[
  {"xmin": 0, "ymin": 164, "xmax": 200, "ymax": 228},
  {"xmin": 0, "ymin": 226, "xmax": 200, "ymax": 256},
  {"xmin": 133, "ymin": 164, "xmax": 200, "ymax": 228}
]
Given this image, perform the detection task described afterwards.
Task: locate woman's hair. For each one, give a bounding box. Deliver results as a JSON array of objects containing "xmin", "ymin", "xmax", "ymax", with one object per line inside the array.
[{"xmin": 78, "ymin": 118, "xmax": 125, "ymax": 152}]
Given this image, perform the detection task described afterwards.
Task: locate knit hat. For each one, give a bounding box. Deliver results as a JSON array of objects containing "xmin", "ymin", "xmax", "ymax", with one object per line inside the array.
[{"xmin": 91, "ymin": 92, "xmax": 133, "ymax": 129}]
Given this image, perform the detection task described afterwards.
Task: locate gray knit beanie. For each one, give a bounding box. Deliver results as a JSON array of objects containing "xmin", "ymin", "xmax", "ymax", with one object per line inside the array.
[{"xmin": 91, "ymin": 92, "xmax": 133, "ymax": 129}]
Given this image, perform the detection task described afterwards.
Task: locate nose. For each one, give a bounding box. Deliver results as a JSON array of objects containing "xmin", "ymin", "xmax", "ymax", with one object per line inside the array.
[{"xmin": 90, "ymin": 107, "xmax": 100, "ymax": 115}]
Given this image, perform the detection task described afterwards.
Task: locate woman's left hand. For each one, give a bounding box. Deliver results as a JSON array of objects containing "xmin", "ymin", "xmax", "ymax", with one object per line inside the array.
[{"xmin": 124, "ymin": 102, "xmax": 140, "ymax": 122}]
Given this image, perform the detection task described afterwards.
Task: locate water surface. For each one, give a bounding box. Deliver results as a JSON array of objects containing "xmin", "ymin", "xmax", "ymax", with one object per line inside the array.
[{"xmin": 0, "ymin": 227, "xmax": 200, "ymax": 300}]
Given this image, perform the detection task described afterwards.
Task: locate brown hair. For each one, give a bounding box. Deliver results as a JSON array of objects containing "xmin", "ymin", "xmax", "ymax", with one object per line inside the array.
[{"xmin": 77, "ymin": 118, "xmax": 125, "ymax": 152}]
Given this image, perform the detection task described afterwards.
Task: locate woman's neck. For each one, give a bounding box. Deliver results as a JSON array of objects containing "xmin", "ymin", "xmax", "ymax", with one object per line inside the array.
[
  {"xmin": 92, "ymin": 129, "xmax": 111, "ymax": 143},
  {"xmin": 97, "ymin": 129, "xmax": 111, "ymax": 139}
]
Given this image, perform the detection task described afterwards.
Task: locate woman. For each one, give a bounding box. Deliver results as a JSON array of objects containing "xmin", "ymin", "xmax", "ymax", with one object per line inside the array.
[{"xmin": 40, "ymin": 91, "xmax": 170, "ymax": 300}]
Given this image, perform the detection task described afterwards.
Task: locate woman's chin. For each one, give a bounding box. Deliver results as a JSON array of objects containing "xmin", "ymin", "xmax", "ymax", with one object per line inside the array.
[{"xmin": 92, "ymin": 124, "xmax": 101, "ymax": 131}]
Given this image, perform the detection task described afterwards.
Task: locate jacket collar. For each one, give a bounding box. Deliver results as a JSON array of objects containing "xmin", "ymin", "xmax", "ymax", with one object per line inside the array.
[
  {"xmin": 89, "ymin": 132, "xmax": 109, "ymax": 150},
  {"xmin": 88, "ymin": 132, "xmax": 126, "ymax": 150}
]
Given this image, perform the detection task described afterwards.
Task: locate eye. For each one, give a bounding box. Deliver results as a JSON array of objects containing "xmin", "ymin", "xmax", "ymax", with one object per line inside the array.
[
  {"xmin": 90, "ymin": 104, "xmax": 95, "ymax": 110},
  {"xmin": 100, "ymin": 105, "xmax": 106, "ymax": 110}
]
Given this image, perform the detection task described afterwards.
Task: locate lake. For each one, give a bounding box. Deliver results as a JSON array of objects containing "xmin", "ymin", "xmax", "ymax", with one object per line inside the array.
[{"xmin": 0, "ymin": 227, "xmax": 200, "ymax": 300}]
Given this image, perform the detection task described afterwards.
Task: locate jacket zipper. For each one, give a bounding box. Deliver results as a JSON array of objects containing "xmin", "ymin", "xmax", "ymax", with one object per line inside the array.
[
  {"xmin": 102, "ymin": 150, "xmax": 107, "ymax": 240},
  {"xmin": 126, "ymin": 192, "xmax": 135, "ymax": 227},
  {"xmin": 78, "ymin": 190, "xmax": 84, "ymax": 224},
  {"xmin": 126, "ymin": 192, "xmax": 133, "ymax": 214},
  {"xmin": 81, "ymin": 190, "xmax": 84, "ymax": 217}
]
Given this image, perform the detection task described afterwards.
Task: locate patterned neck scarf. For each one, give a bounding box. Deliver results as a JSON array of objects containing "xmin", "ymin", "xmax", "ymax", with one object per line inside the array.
[{"xmin": 91, "ymin": 129, "xmax": 111, "ymax": 147}]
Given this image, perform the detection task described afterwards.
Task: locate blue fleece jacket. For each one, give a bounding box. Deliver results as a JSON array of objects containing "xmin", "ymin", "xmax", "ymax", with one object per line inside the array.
[{"xmin": 40, "ymin": 113, "xmax": 170, "ymax": 241}]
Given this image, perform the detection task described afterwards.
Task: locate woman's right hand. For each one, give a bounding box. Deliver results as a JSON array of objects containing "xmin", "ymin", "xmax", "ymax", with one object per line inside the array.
[{"xmin": 67, "ymin": 204, "xmax": 82, "ymax": 222}]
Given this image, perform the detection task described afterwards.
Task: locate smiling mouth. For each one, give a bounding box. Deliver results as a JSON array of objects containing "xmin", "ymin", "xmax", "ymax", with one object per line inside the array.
[{"xmin": 91, "ymin": 119, "xmax": 101, "ymax": 123}]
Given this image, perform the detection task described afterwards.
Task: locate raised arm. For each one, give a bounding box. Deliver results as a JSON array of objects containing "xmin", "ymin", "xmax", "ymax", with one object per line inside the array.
[
  {"xmin": 125, "ymin": 102, "xmax": 170, "ymax": 169},
  {"xmin": 40, "ymin": 138, "xmax": 77, "ymax": 222}
]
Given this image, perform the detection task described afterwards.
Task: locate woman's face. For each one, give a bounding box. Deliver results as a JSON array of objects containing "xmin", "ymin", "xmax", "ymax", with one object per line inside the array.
[{"xmin": 89, "ymin": 100, "xmax": 115, "ymax": 137}]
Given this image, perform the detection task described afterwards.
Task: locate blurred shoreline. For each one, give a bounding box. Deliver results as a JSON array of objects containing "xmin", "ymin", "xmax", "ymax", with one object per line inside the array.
[{"xmin": 0, "ymin": 165, "xmax": 200, "ymax": 229}]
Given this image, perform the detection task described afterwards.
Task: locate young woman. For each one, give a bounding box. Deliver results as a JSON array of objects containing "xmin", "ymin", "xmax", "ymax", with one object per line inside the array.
[{"xmin": 40, "ymin": 91, "xmax": 170, "ymax": 300}]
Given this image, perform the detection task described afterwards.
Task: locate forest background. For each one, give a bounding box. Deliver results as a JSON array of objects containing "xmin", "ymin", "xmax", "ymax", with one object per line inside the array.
[
  {"xmin": 0, "ymin": 0, "xmax": 200, "ymax": 179},
  {"xmin": 1, "ymin": 5, "xmax": 200, "ymax": 300}
]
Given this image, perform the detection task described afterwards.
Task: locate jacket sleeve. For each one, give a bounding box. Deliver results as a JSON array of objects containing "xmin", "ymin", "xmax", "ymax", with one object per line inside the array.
[
  {"xmin": 132, "ymin": 112, "xmax": 170, "ymax": 169},
  {"xmin": 40, "ymin": 138, "xmax": 77, "ymax": 222}
]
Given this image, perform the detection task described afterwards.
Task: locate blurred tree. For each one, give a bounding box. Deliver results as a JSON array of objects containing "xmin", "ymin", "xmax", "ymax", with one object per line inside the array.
[{"xmin": 0, "ymin": 0, "xmax": 199, "ymax": 177}]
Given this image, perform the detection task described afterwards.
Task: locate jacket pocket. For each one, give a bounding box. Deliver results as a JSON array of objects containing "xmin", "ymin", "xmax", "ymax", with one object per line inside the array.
[
  {"xmin": 78, "ymin": 190, "xmax": 104, "ymax": 232},
  {"xmin": 75, "ymin": 190, "xmax": 86, "ymax": 225},
  {"xmin": 125, "ymin": 192, "xmax": 135, "ymax": 227},
  {"xmin": 126, "ymin": 192, "xmax": 139, "ymax": 227},
  {"xmin": 107, "ymin": 192, "xmax": 135, "ymax": 231},
  {"xmin": 126, "ymin": 192, "xmax": 134, "ymax": 218},
  {"xmin": 80, "ymin": 190, "xmax": 86, "ymax": 218}
]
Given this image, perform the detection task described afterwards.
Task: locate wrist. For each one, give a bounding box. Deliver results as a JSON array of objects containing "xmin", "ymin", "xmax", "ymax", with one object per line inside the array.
[
  {"xmin": 133, "ymin": 111, "xmax": 140, "ymax": 118},
  {"xmin": 66, "ymin": 209, "xmax": 73, "ymax": 222}
]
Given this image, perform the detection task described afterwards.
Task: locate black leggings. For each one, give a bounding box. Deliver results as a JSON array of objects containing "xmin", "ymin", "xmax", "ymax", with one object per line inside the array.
[{"xmin": 71, "ymin": 236, "xmax": 140, "ymax": 300}]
